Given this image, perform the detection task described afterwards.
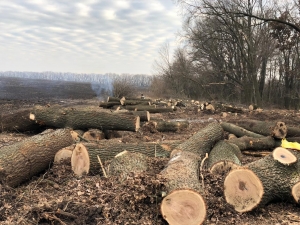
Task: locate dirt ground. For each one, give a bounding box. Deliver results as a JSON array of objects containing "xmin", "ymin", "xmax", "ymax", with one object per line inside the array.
[{"xmin": 0, "ymin": 77, "xmax": 300, "ymax": 224}]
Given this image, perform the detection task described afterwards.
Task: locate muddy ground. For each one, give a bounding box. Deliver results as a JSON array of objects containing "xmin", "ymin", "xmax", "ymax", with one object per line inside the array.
[{"xmin": 0, "ymin": 76, "xmax": 300, "ymax": 224}]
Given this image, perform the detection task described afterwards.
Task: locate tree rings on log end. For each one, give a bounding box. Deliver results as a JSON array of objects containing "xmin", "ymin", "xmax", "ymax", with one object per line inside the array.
[
  {"xmin": 224, "ymin": 169, "xmax": 263, "ymax": 212},
  {"xmin": 161, "ymin": 189, "xmax": 206, "ymax": 225},
  {"xmin": 292, "ymin": 182, "xmax": 300, "ymax": 203},
  {"xmin": 272, "ymin": 147, "xmax": 297, "ymax": 165},
  {"xmin": 272, "ymin": 122, "xmax": 287, "ymax": 139},
  {"xmin": 71, "ymin": 143, "xmax": 90, "ymax": 177},
  {"xmin": 210, "ymin": 161, "xmax": 240, "ymax": 175},
  {"xmin": 135, "ymin": 116, "xmax": 140, "ymax": 131}
]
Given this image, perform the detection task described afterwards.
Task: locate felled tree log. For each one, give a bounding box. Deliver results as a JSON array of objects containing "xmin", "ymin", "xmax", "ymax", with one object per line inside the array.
[
  {"xmin": 160, "ymin": 151, "xmax": 206, "ymax": 225},
  {"xmin": 226, "ymin": 136, "xmax": 281, "ymax": 151},
  {"xmin": 221, "ymin": 104, "xmax": 244, "ymax": 113},
  {"xmin": 221, "ymin": 122, "xmax": 264, "ymax": 138},
  {"xmin": 113, "ymin": 110, "xmax": 150, "ymax": 122},
  {"xmin": 99, "ymin": 101, "xmax": 121, "ymax": 108},
  {"xmin": 124, "ymin": 105, "xmax": 175, "ymax": 113},
  {"xmin": 0, "ymin": 129, "xmax": 73, "ymax": 187},
  {"xmin": 207, "ymin": 141, "xmax": 241, "ymax": 174},
  {"xmin": 120, "ymin": 99, "xmax": 151, "ymax": 106},
  {"xmin": 227, "ymin": 119, "xmax": 287, "ymax": 139},
  {"xmin": 71, "ymin": 140, "xmax": 172, "ymax": 176},
  {"xmin": 124, "ymin": 97, "xmax": 152, "ymax": 102},
  {"xmin": 0, "ymin": 108, "xmax": 41, "ymax": 132},
  {"xmin": 172, "ymin": 122, "xmax": 223, "ymax": 157},
  {"xmin": 54, "ymin": 144, "xmax": 75, "ymax": 163},
  {"xmin": 224, "ymin": 147, "xmax": 300, "ymax": 212},
  {"xmin": 107, "ymin": 151, "xmax": 148, "ymax": 178},
  {"xmin": 107, "ymin": 96, "xmax": 121, "ymax": 102},
  {"xmin": 30, "ymin": 105, "xmax": 140, "ymax": 132},
  {"xmin": 286, "ymin": 126, "xmax": 300, "ymax": 138}
]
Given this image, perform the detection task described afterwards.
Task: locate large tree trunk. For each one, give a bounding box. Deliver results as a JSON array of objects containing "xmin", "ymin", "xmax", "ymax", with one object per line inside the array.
[
  {"xmin": 113, "ymin": 110, "xmax": 150, "ymax": 122},
  {"xmin": 221, "ymin": 122, "xmax": 264, "ymax": 138},
  {"xmin": 172, "ymin": 122, "xmax": 223, "ymax": 157},
  {"xmin": 224, "ymin": 147, "xmax": 300, "ymax": 212},
  {"xmin": 0, "ymin": 108, "xmax": 41, "ymax": 132},
  {"xmin": 160, "ymin": 151, "xmax": 206, "ymax": 225},
  {"xmin": 207, "ymin": 141, "xmax": 241, "ymax": 174},
  {"xmin": 71, "ymin": 140, "xmax": 173, "ymax": 176},
  {"xmin": 0, "ymin": 129, "xmax": 73, "ymax": 187},
  {"xmin": 227, "ymin": 119, "xmax": 287, "ymax": 139},
  {"xmin": 107, "ymin": 151, "xmax": 148, "ymax": 178},
  {"xmin": 30, "ymin": 105, "xmax": 140, "ymax": 132},
  {"xmin": 99, "ymin": 101, "xmax": 121, "ymax": 108},
  {"xmin": 226, "ymin": 136, "xmax": 281, "ymax": 151}
]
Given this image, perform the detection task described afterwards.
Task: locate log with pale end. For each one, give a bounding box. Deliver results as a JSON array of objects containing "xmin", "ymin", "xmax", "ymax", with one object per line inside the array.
[
  {"xmin": 224, "ymin": 148, "xmax": 300, "ymax": 212},
  {"xmin": 71, "ymin": 143, "xmax": 90, "ymax": 177},
  {"xmin": 172, "ymin": 121, "xmax": 223, "ymax": 157},
  {"xmin": 107, "ymin": 150, "xmax": 148, "ymax": 178},
  {"xmin": 70, "ymin": 140, "xmax": 172, "ymax": 176},
  {"xmin": 207, "ymin": 140, "xmax": 241, "ymax": 175},
  {"xmin": 292, "ymin": 181, "xmax": 300, "ymax": 203},
  {"xmin": 30, "ymin": 105, "xmax": 140, "ymax": 132},
  {"xmin": 160, "ymin": 150, "xmax": 206, "ymax": 225},
  {"xmin": 0, "ymin": 129, "xmax": 73, "ymax": 187},
  {"xmin": 227, "ymin": 119, "xmax": 287, "ymax": 138},
  {"xmin": 272, "ymin": 147, "xmax": 297, "ymax": 165},
  {"xmin": 113, "ymin": 110, "xmax": 150, "ymax": 122},
  {"xmin": 220, "ymin": 122, "xmax": 264, "ymax": 138}
]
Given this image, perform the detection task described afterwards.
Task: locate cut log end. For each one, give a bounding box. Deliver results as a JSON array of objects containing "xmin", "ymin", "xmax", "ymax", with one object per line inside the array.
[
  {"xmin": 146, "ymin": 111, "xmax": 150, "ymax": 121},
  {"xmin": 224, "ymin": 169, "xmax": 263, "ymax": 212},
  {"xmin": 292, "ymin": 182, "xmax": 300, "ymax": 203},
  {"xmin": 272, "ymin": 147, "xmax": 297, "ymax": 165},
  {"xmin": 161, "ymin": 189, "xmax": 206, "ymax": 225},
  {"xmin": 54, "ymin": 145, "xmax": 75, "ymax": 163},
  {"xmin": 210, "ymin": 161, "xmax": 241, "ymax": 175},
  {"xmin": 272, "ymin": 122, "xmax": 287, "ymax": 139},
  {"xmin": 135, "ymin": 116, "xmax": 140, "ymax": 131},
  {"xmin": 29, "ymin": 113, "xmax": 35, "ymax": 120},
  {"xmin": 71, "ymin": 143, "xmax": 90, "ymax": 177}
]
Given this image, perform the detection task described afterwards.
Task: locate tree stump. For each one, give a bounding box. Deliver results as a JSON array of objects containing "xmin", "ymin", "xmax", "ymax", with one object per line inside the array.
[
  {"xmin": 0, "ymin": 129, "xmax": 73, "ymax": 187},
  {"xmin": 224, "ymin": 147, "xmax": 300, "ymax": 212}
]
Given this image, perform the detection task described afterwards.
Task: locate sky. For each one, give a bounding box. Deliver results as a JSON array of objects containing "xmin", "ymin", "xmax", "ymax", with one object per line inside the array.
[{"xmin": 0, "ymin": 0, "xmax": 182, "ymax": 75}]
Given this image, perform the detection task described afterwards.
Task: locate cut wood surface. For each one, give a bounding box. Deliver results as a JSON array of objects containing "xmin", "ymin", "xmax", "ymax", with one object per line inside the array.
[
  {"xmin": 224, "ymin": 148, "xmax": 300, "ymax": 212},
  {"xmin": 221, "ymin": 122, "xmax": 264, "ymax": 138},
  {"xmin": 226, "ymin": 136, "xmax": 281, "ymax": 151},
  {"xmin": 207, "ymin": 140, "xmax": 241, "ymax": 174},
  {"xmin": 30, "ymin": 105, "xmax": 140, "ymax": 132},
  {"xmin": 71, "ymin": 140, "xmax": 173, "ymax": 176},
  {"xmin": 82, "ymin": 129, "xmax": 105, "ymax": 141},
  {"xmin": 172, "ymin": 122, "xmax": 223, "ymax": 157},
  {"xmin": 160, "ymin": 151, "xmax": 206, "ymax": 225},
  {"xmin": 227, "ymin": 119, "xmax": 287, "ymax": 139},
  {"xmin": 0, "ymin": 108, "xmax": 40, "ymax": 132},
  {"xmin": 107, "ymin": 150, "xmax": 148, "ymax": 178},
  {"xmin": 0, "ymin": 129, "xmax": 73, "ymax": 187},
  {"xmin": 54, "ymin": 145, "xmax": 75, "ymax": 163}
]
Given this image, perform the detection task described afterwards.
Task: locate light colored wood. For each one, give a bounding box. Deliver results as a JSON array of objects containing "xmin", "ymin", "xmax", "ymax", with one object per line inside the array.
[
  {"xmin": 54, "ymin": 145, "xmax": 75, "ymax": 163},
  {"xmin": 273, "ymin": 147, "xmax": 297, "ymax": 165},
  {"xmin": 71, "ymin": 143, "xmax": 90, "ymax": 177}
]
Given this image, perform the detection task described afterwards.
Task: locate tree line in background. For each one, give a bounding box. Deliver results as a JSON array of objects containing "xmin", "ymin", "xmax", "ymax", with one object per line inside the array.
[{"xmin": 152, "ymin": 0, "xmax": 300, "ymax": 109}]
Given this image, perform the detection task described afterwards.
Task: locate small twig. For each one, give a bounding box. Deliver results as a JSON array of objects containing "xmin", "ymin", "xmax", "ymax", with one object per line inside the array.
[
  {"xmin": 56, "ymin": 208, "xmax": 78, "ymax": 219},
  {"xmin": 77, "ymin": 135, "xmax": 90, "ymax": 142},
  {"xmin": 97, "ymin": 155, "xmax": 107, "ymax": 178},
  {"xmin": 200, "ymin": 153, "xmax": 209, "ymax": 189}
]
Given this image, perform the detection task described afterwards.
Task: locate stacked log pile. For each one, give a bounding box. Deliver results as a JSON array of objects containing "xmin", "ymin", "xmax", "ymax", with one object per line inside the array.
[{"xmin": 3, "ymin": 99, "xmax": 300, "ymax": 225}]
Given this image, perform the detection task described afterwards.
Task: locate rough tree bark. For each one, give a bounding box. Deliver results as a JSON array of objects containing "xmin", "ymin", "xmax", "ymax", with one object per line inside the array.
[
  {"xmin": 30, "ymin": 105, "xmax": 140, "ymax": 132},
  {"xmin": 221, "ymin": 122, "xmax": 264, "ymax": 138},
  {"xmin": 0, "ymin": 129, "xmax": 73, "ymax": 187},
  {"xmin": 207, "ymin": 141, "xmax": 242, "ymax": 174},
  {"xmin": 226, "ymin": 136, "xmax": 281, "ymax": 151}
]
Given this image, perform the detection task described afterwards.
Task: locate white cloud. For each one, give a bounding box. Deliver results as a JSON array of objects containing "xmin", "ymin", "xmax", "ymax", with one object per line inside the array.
[{"xmin": 0, "ymin": 0, "xmax": 182, "ymax": 74}]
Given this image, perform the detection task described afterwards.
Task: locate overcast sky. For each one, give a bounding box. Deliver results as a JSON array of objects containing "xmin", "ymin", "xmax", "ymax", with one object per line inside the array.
[{"xmin": 0, "ymin": 0, "xmax": 182, "ymax": 75}]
